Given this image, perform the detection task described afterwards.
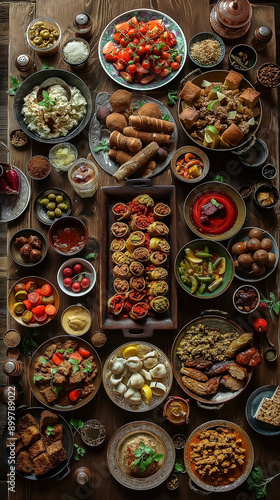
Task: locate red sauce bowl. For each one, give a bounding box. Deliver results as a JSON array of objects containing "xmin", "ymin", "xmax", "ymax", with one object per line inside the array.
[{"xmin": 48, "ymin": 216, "xmax": 87, "ymax": 256}]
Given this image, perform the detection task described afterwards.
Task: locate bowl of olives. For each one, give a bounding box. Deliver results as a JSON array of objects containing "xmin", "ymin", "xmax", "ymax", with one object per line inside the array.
[
  {"xmin": 227, "ymin": 227, "xmax": 278, "ymax": 282},
  {"xmin": 34, "ymin": 188, "xmax": 72, "ymax": 225}
]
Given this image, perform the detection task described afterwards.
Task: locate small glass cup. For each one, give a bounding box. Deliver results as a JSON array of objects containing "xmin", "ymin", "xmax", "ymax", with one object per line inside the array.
[
  {"xmin": 26, "ymin": 17, "xmax": 61, "ymax": 57},
  {"xmin": 49, "ymin": 143, "xmax": 78, "ymax": 172},
  {"xmin": 68, "ymin": 158, "xmax": 98, "ymax": 198}
]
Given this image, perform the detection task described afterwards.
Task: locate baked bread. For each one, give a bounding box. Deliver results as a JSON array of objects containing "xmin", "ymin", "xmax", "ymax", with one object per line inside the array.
[
  {"xmin": 20, "ymin": 426, "xmax": 41, "ymax": 448},
  {"xmin": 179, "ymin": 81, "xmax": 201, "ymax": 104},
  {"xmin": 109, "ymin": 90, "xmax": 132, "ymax": 113},
  {"xmin": 179, "ymin": 106, "xmax": 199, "ymax": 129},
  {"xmin": 240, "ymin": 88, "xmax": 260, "ymax": 108},
  {"xmin": 254, "ymin": 397, "xmax": 280, "ymax": 426},
  {"xmin": 271, "ymin": 386, "xmax": 280, "ymax": 404},
  {"xmin": 106, "ymin": 113, "xmax": 127, "ymax": 133},
  {"xmin": 224, "ymin": 70, "xmax": 243, "ymax": 90},
  {"xmin": 138, "ymin": 103, "xmax": 162, "ymax": 119},
  {"xmin": 221, "ymin": 123, "xmax": 244, "ymax": 147}
]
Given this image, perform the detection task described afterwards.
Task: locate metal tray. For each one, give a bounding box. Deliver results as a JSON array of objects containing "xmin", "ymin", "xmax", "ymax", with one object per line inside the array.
[
  {"xmin": 100, "ymin": 178, "xmax": 177, "ymax": 337},
  {"xmin": 0, "ymin": 167, "xmax": 30, "ymax": 223}
]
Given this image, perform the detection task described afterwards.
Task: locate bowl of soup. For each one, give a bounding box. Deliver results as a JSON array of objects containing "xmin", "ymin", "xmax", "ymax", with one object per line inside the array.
[{"xmin": 48, "ymin": 216, "xmax": 87, "ymax": 256}]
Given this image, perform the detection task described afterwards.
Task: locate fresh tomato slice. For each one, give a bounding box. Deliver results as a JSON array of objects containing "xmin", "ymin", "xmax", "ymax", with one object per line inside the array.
[
  {"xmin": 113, "ymin": 32, "xmax": 121, "ymax": 43},
  {"xmin": 120, "ymin": 71, "xmax": 133, "ymax": 83},
  {"xmin": 69, "ymin": 352, "xmax": 83, "ymax": 363},
  {"xmin": 113, "ymin": 61, "xmax": 124, "ymax": 71},
  {"xmin": 103, "ymin": 41, "xmax": 116, "ymax": 54},
  {"xmin": 52, "ymin": 352, "xmax": 63, "ymax": 365},
  {"xmin": 78, "ymin": 347, "xmax": 91, "ymax": 359},
  {"xmin": 41, "ymin": 284, "xmax": 52, "ymax": 297},
  {"xmin": 23, "ymin": 299, "xmax": 32, "ymax": 310},
  {"xmin": 34, "ymin": 313, "xmax": 48, "ymax": 323},
  {"xmin": 140, "ymin": 74, "xmax": 155, "ymax": 84},
  {"xmin": 105, "ymin": 53, "xmax": 118, "ymax": 62},
  {"xmin": 135, "ymin": 63, "xmax": 149, "ymax": 74},
  {"xmin": 31, "ymin": 305, "xmax": 46, "ymax": 316},
  {"xmin": 28, "ymin": 291, "xmax": 40, "ymax": 305},
  {"xmin": 69, "ymin": 389, "xmax": 81, "ymax": 402},
  {"xmin": 118, "ymin": 49, "xmax": 130, "ymax": 64},
  {"xmin": 45, "ymin": 304, "xmax": 56, "ymax": 316}
]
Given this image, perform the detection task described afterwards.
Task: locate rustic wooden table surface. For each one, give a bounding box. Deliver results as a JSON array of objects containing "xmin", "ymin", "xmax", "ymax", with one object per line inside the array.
[{"xmin": 1, "ymin": 1, "xmax": 280, "ymax": 499}]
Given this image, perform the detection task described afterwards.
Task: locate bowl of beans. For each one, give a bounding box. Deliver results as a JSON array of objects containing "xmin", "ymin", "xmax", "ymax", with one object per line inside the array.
[
  {"xmin": 27, "ymin": 155, "xmax": 51, "ymax": 180},
  {"xmin": 233, "ymin": 285, "xmax": 260, "ymax": 314},
  {"xmin": 26, "ymin": 17, "xmax": 61, "ymax": 57}
]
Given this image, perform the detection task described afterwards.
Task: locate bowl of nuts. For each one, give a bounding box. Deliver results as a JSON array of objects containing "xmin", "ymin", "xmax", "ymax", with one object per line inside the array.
[
  {"xmin": 233, "ymin": 285, "xmax": 260, "ymax": 314},
  {"xmin": 228, "ymin": 44, "xmax": 257, "ymax": 73}
]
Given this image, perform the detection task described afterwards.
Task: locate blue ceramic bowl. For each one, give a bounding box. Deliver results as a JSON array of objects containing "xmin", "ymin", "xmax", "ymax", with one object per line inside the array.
[{"xmin": 188, "ymin": 32, "xmax": 225, "ymax": 69}]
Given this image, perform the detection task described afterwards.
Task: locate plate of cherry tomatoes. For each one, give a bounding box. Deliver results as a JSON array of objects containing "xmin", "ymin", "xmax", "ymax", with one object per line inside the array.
[
  {"xmin": 57, "ymin": 257, "xmax": 96, "ymax": 297},
  {"xmin": 98, "ymin": 9, "xmax": 187, "ymax": 90}
]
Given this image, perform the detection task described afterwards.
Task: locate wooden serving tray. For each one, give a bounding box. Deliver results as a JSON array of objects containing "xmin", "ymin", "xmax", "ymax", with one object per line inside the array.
[{"xmin": 100, "ymin": 179, "xmax": 177, "ymax": 338}]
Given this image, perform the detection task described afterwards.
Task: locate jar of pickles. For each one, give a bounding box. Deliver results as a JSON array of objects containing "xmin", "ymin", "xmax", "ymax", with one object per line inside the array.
[
  {"xmin": 26, "ymin": 17, "xmax": 61, "ymax": 57},
  {"xmin": 68, "ymin": 158, "xmax": 98, "ymax": 198}
]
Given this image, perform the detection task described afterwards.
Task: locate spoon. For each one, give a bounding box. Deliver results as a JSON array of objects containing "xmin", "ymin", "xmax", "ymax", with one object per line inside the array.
[{"xmin": 37, "ymin": 77, "xmax": 71, "ymax": 103}]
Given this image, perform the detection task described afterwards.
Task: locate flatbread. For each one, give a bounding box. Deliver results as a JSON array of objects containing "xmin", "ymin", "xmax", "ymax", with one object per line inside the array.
[
  {"xmin": 271, "ymin": 386, "xmax": 280, "ymax": 404},
  {"xmin": 254, "ymin": 397, "xmax": 280, "ymax": 427}
]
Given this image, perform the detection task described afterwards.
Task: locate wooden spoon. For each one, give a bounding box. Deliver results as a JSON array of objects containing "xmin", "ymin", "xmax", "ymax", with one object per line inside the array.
[{"xmin": 37, "ymin": 77, "xmax": 71, "ymax": 103}]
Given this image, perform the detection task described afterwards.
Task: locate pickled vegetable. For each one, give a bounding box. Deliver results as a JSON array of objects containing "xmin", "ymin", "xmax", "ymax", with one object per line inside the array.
[
  {"xmin": 28, "ymin": 20, "xmax": 60, "ymax": 49},
  {"xmin": 225, "ymin": 333, "xmax": 253, "ymax": 358}
]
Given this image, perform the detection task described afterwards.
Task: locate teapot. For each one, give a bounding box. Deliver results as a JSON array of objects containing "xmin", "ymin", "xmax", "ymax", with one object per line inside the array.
[{"xmin": 210, "ymin": 0, "xmax": 252, "ymax": 39}]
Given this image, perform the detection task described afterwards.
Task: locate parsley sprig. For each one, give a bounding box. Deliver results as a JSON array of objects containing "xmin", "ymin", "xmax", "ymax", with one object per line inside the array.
[
  {"xmin": 167, "ymin": 90, "xmax": 178, "ymax": 106},
  {"xmin": 46, "ymin": 426, "xmax": 54, "ymax": 436},
  {"xmin": 41, "ymin": 63, "xmax": 54, "ymax": 70},
  {"xmin": 260, "ymin": 292, "xmax": 280, "ymax": 316},
  {"xmin": 173, "ymin": 460, "xmax": 187, "ymax": 474},
  {"xmin": 162, "ymin": 113, "xmax": 170, "ymax": 121},
  {"xmin": 247, "ymin": 466, "xmax": 280, "ymax": 498},
  {"xmin": 39, "ymin": 90, "xmax": 56, "ymax": 108},
  {"xmin": 69, "ymin": 418, "xmax": 84, "ymax": 433},
  {"xmin": 21, "ymin": 328, "xmax": 40, "ymax": 356},
  {"xmin": 93, "ymin": 139, "xmax": 109, "ymax": 153},
  {"xmin": 73, "ymin": 444, "xmax": 86, "ymax": 461},
  {"xmin": 132, "ymin": 442, "xmax": 163, "ymax": 472},
  {"xmin": 7, "ymin": 75, "xmax": 22, "ymax": 95}
]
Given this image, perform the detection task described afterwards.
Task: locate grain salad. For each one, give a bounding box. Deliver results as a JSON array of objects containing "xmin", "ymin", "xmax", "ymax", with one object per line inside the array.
[{"xmin": 191, "ymin": 39, "xmax": 222, "ymax": 66}]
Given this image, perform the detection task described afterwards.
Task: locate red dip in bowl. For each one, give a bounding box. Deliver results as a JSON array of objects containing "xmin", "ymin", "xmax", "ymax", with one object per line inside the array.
[
  {"xmin": 190, "ymin": 189, "xmax": 238, "ymax": 236},
  {"xmin": 49, "ymin": 217, "xmax": 87, "ymax": 255}
]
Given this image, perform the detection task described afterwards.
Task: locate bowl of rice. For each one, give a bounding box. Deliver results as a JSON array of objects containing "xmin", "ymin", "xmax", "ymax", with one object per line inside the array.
[
  {"xmin": 61, "ymin": 38, "xmax": 90, "ymax": 69},
  {"xmin": 188, "ymin": 32, "xmax": 225, "ymax": 69}
]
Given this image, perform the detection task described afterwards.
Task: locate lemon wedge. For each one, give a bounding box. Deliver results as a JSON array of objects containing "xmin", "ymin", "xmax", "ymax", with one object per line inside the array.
[
  {"xmin": 217, "ymin": 91, "xmax": 226, "ymax": 101},
  {"xmin": 141, "ymin": 384, "xmax": 153, "ymax": 403},
  {"xmin": 218, "ymin": 257, "xmax": 226, "ymax": 274},
  {"xmin": 123, "ymin": 345, "xmax": 138, "ymax": 359},
  {"xmin": 247, "ymin": 117, "xmax": 255, "ymax": 126},
  {"xmin": 207, "ymin": 99, "xmax": 220, "ymax": 111},
  {"xmin": 203, "ymin": 126, "xmax": 220, "ymax": 148}
]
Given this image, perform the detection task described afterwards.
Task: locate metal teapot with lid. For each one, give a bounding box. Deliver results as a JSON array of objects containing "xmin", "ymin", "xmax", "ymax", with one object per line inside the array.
[{"xmin": 210, "ymin": 0, "xmax": 252, "ymax": 39}]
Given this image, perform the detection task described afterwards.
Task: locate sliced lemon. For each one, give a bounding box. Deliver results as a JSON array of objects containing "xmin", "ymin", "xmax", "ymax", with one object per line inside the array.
[
  {"xmin": 201, "ymin": 79, "xmax": 211, "ymax": 87},
  {"xmin": 204, "ymin": 126, "xmax": 220, "ymax": 149},
  {"xmin": 218, "ymin": 257, "xmax": 226, "ymax": 275},
  {"xmin": 207, "ymin": 99, "xmax": 220, "ymax": 111},
  {"xmin": 141, "ymin": 384, "xmax": 153, "ymax": 403},
  {"xmin": 247, "ymin": 117, "xmax": 255, "ymax": 126},
  {"xmin": 123, "ymin": 345, "xmax": 138, "ymax": 359},
  {"xmin": 217, "ymin": 91, "xmax": 226, "ymax": 101}
]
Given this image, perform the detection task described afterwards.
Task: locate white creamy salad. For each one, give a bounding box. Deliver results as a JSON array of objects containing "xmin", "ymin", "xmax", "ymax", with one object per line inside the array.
[{"xmin": 21, "ymin": 84, "xmax": 87, "ymax": 139}]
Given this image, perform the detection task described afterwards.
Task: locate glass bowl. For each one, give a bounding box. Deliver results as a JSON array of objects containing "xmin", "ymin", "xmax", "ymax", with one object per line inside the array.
[
  {"xmin": 49, "ymin": 143, "xmax": 78, "ymax": 172},
  {"xmin": 26, "ymin": 17, "xmax": 61, "ymax": 57}
]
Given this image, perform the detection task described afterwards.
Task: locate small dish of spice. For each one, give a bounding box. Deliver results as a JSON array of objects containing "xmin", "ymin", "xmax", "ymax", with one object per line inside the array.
[
  {"xmin": 172, "ymin": 434, "xmax": 187, "ymax": 449},
  {"xmin": 61, "ymin": 38, "xmax": 90, "ymax": 69},
  {"xmin": 262, "ymin": 164, "xmax": 277, "ymax": 180},
  {"xmin": 27, "ymin": 155, "xmax": 51, "ymax": 180},
  {"xmin": 10, "ymin": 129, "xmax": 29, "ymax": 148},
  {"xmin": 238, "ymin": 185, "xmax": 252, "ymax": 199},
  {"xmin": 165, "ymin": 474, "xmax": 179, "ymax": 491},
  {"xmin": 3, "ymin": 329, "xmax": 21, "ymax": 348},
  {"xmin": 228, "ymin": 44, "xmax": 257, "ymax": 72},
  {"xmin": 255, "ymin": 63, "xmax": 280, "ymax": 93},
  {"xmin": 188, "ymin": 32, "xmax": 225, "ymax": 68},
  {"xmin": 233, "ymin": 285, "xmax": 260, "ymax": 314},
  {"xmin": 265, "ymin": 347, "xmax": 277, "ymax": 362},
  {"xmin": 91, "ymin": 331, "xmax": 107, "ymax": 348}
]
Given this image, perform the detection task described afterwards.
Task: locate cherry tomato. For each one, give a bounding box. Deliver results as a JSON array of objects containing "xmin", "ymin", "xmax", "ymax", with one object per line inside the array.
[
  {"xmin": 113, "ymin": 61, "xmax": 124, "ymax": 71},
  {"xmin": 126, "ymin": 47, "xmax": 134, "ymax": 56},
  {"xmin": 253, "ymin": 318, "xmax": 268, "ymax": 333},
  {"xmin": 69, "ymin": 352, "xmax": 83, "ymax": 362},
  {"xmin": 136, "ymin": 46, "xmax": 145, "ymax": 57},
  {"xmin": 63, "ymin": 277, "xmax": 73, "ymax": 288},
  {"xmin": 144, "ymin": 44, "xmax": 152, "ymax": 54},
  {"xmin": 31, "ymin": 305, "xmax": 46, "ymax": 316},
  {"xmin": 105, "ymin": 53, "xmax": 118, "ymax": 62},
  {"xmin": 161, "ymin": 50, "xmax": 170, "ymax": 59},
  {"xmin": 132, "ymin": 37, "xmax": 140, "ymax": 46},
  {"xmin": 23, "ymin": 299, "xmax": 32, "ymax": 310},
  {"xmin": 52, "ymin": 352, "xmax": 63, "ymax": 365},
  {"xmin": 63, "ymin": 267, "xmax": 73, "ymax": 278},
  {"xmin": 118, "ymin": 49, "xmax": 130, "ymax": 64},
  {"xmin": 119, "ymin": 35, "xmax": 129, "ymax": 47},
  {"xmin": 73, "ymin": 263, "xmax": 83, "ymax": 274},
  {"xmin": 81, "ymin": 277, "xmax": 90, "ymax": 289},
  {"xmin": 139, "ymin": 26, "xmax": 147, "ymax": 35},
  {"xmin": 142, "ymin": 59, "xmax": 150, "ymax": 69},
  {"xmin": 34, "ymin": 313, "xmax": 48, "ymax": 323},
  {"xmin": 160, "ymin": 68, "xmax": 171, "ymax": 78},
  {"xmin": 78, "ymin": 347, "xmax": 91, "ymax": 359},
  {"xmin": 170, "ymin": 61, "xmax": 180, "ymax": 70},
  {"xmin": 113, "ymin": 33, "xmax": 121, "ymax": 43},
  {"xmin": 127, "ymin": 63, "xmax": 137, "ymax": 73},
  {"xmin": 28, "ymin": 291, "xmax": 40, "ymax": 305},
  {"xmin": 152, "ymin": 66, "xmax": 162, "ymax": 75},
  {"xmin": 72, "ymin": 282, "xmax": 81, "ymax": 293},
  {"xmin": 69, "ymin": 389, "xmax": 81, "ymax": 402},
  {"xmin": 41, "ymin": 284, "xmax": 52, "ymax": 297},
  {"xmin": 166, "ymin": 32, "xmax": 177, "ymax": 47},
  {"xmin": 25, "ymin": 281, "xmax": 36, "ymax": 293},
  {"xmin": 128, "ymin": 28, "xmax": 137, "ymax": 37}
]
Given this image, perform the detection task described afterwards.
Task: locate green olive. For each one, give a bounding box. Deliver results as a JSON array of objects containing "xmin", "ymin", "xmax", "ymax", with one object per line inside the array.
[
  {"xmin": 53, "ymin": 29, "xmax": 59, "ymax": 38},
  {"xmin": 54, "ymin": 208, "xmax": 62, "ymax": 217},
  {"xmin": 46, "ymin": 202, "xmax": 56, "ymax": 211},
  {"xmin": 48, "ymin": 193, "xmax": 56, "ymax": 201},
  {"xmin": 57, "ymin": 203, "xmax": 67, "ymax": 211},
  {"xmin": 40, "ymin": 29, "xmax": 50, "ymax": 39},
  {"xmin": 33, "ymin": 21, "xmax": 44, "ymax": 27},
  {"xmin": 47, "ymin": 211, "xmax": 55, "ymax": 219},
  {"xmin": 56, "ymin": 195, "xmax": 64, "ymax": 204},
  {"xmin": 33, "ymin": 36, "xmax": 43, "ymax": 45},
  {"xmin": 39, "ymin": 198, "xmax": 50, "ymax": 206}
]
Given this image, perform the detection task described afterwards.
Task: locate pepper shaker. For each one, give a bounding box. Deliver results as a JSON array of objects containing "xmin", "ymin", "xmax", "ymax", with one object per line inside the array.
[
  {"xmin": 251, "ymin": 26, "xmax": 272, "ymax": 52},
  {"xmin": 74, "ymin": 467, "xmax": 91, "ymax": 485},
  {"xmin": 73, "ymin": 13, "xmax": 92, "ymax": 40},
  {"xmin": 2, "ymin": 359, "xmax": 24, "ymax": 377}
]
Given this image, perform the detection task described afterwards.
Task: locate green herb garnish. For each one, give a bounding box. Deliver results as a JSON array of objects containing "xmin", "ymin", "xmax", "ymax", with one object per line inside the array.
[
  {"xmin": 70, "ymin": 419, "xmax": 84, "ymax": 432},
  {"xmin": 33, "ymin": 374, "xmax": 45, "ymax": 384},
  {"xmin": 214, "ymin": 174, "xmax": 226, "ymax": 182},
  {"xmin": 53, "ymin": 386, "xmax": 63, "ymax": 395},
  {"xmin": 212, "ymin": 85, "xmax": 222, "ymax": 93},
  {"xmin": 137, "ymin": 101, "xmax": 145, "ymax": 108},
  {"xmin": 46, "ymin": 426, "xmax": 54, "ymax": 436},
  {"xmin": 56, "ymin": 349, "xmax": 65, "ymax": 354},
  {"xmin": 38, "ymin": 90, "xmax": 56, "ymax": 108},
  {"xmin": 167, "ymin": 90, "xmax": 179, "ymax": 106},
  {"xmin": 66, "ymin": 348, "xmax": 74, "ymax": 354},
  {"xmin": 7, "ymin": 75, "xmax": 22, "ymax": 95},
  {"xmin": 93, "ymin": 139, "xmax": 109, "ymax": 153},
  {"xmin": 173, "ymin": 460, "xmax": 186, "ymax": 474},
  {"xmin": 40, "ymin": 356, "xmax": 47, "ymax": 365},
  {"xmin": 82, "ymin": 360, "xmax": 93, "ymax": 374},
  {"xmin": 69, "ymin": 358, "xmax": 80, "ymax": 374},
  {"xmin": 211, "ymin": 198, "xmax": 219, "ymax": 208},
  {"xmin": 132, "ymin": 442, "xmax": 163, "ymax": 472},
  {"xmin": 162, "ymin": 113, "xmax": 170, "ymax": 121},
  {"xmin": 41, "ymin": 63, "xmax": 54, "ymax": 70},
  {"xmin": 85, "ymin": 252, "xmax": 97, "ymax": 261},
  {"xmin": 21, "ymin": 328, "xmax": 39, "ymax": 356},
  {"xmin": 73, "ymin": 444, "xmax": 86, "ymax": 461},
  {"xmin": 261, "ymin": 292, "xmax": 280, "ymax": 316},
  {"xmin": 247, "ymin": 466, "xmax": 280, "ymax": 498}
]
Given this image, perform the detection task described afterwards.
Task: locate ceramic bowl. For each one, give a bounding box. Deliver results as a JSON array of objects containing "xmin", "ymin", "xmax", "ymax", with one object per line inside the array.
[
  {"xmin": 236, "ymin": 138, "xmax": 268, "ymax": 169},
  {"xmin": 254, "ymin": 184, "xmax": 279, "ymax": 209},
  {"xmin": 175, "ymin": 239, "xmax": 234, "ymax": 299},
  {"xmin": 188, "ymin": 32, "xmax": 225, "ymax": 69},
  {"xmin": 233, "ymin": 285, "xmax": 260, "ymax": 314},
  {"xmin": 9, "ymin": 228, "xmax": 48, "ymax": 267},
  {"xmin": 61, "ymin": 37, "xmax": 90, "ymax": 68},
  {"xmin": 171, "ymin": 146, "xmax": 210, "ymax": 184},
  {"xmin": 262, "ymin": 164, "xmax": 277, "ymax": 180},
  {"xmin": 228, "ymin": 44, "xmax": 257, "ymax": 73},
  {"xmin": 10, "ymin": 129, "xmax": 29, "ymax": 148},
  {"xmin": 57, "ymin": 257, "xmax": 96, "ymax": 297},
  {"xmin": 26, "ymin": 155, "xmax": 51, "ymax": 181},
  {"xmin": 48, "ymin": 216, "xmax": 87, "ymax": 256},
  {"xmin": 34, "ymin": 188, "xmax": 72, "ymax": 226}
]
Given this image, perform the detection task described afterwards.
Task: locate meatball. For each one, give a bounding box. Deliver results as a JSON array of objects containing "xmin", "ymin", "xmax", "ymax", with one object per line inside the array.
[
  {"xmin": 28, "ymin": 235, "xmax": 42, "ymax": 250},
  {"xmin": 14, "ymin": 236, "xmax": 28, "ymax": 248},
  {"xmin": 29, "ymin": 249, "xmax": 42, "ymax": 263},
  {"xmin": 19, "ymin": 244, "xmax": 32, "ymax": 262}
]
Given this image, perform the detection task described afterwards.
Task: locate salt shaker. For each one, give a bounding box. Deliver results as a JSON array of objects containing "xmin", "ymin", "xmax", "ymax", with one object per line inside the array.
[
  {"xmin": 73, "ymin": 13, "xmax": 92, "ymax": 40},
  {"xmin": 2, "ymin": 359, "xmax": 24, "ymax": 377},
  {"xmin": 15, "ymin": 54, "xmax": 36, "ymax": 79},
  {"xmin": 74, "ymin": 467, "xmax": 91, "ymax": 485},
  {"xmin": 251, "ymin": 26, "xmax": 272, "ymax": 52}
]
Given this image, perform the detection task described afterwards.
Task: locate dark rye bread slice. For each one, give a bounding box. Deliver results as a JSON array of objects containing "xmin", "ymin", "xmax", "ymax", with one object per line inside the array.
[{"xmin": 254, "ymin": 397, "xmax": 280, "ymax": 426}]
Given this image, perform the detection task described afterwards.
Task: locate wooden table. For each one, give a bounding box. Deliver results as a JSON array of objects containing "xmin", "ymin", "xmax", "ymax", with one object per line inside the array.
[{"xmin": 4, "ymin": 1, "xmax": 280, "ymax": 499}]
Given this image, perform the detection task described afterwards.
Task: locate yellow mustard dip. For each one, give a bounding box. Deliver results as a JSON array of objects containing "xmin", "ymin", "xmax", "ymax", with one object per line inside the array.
[{"xmin": 61, "ymin": 305, "xmax": 91, "ymax": 336}]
